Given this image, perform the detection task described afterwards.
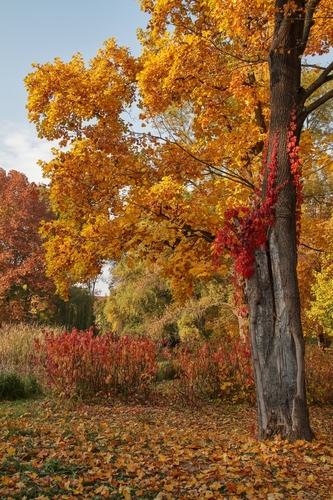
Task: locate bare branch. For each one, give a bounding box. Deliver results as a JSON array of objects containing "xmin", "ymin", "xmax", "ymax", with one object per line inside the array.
[
  {"xmin": 301, "ymin": 60, "xmax": 333, "ymax": 102},
  {"xmin": 301, "ymin": 0, "xmax": 322, "ymax": 52},
  {"xmin": 203, "ymin": 165, "xmax": 254, "ymax": 189},
  {"xmin": 164, "ymin": 137, "xmax": 255, "ymax": 189},
  {"xmin": 300, "ymin": 242, "xmax": 333, "ymax": 254},
  {"xmin": 301, "ymin": 63, "xmax": 327, "ymax": 71},
  {"xmin": 300, "ymin": 87, "xmax": 333, "ymax": 122}
]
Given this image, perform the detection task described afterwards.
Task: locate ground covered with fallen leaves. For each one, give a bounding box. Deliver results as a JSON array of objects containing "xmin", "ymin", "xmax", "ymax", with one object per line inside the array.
[{"xmin": 0, "ymin": 399, "xmax": 332, "ymax": 499}]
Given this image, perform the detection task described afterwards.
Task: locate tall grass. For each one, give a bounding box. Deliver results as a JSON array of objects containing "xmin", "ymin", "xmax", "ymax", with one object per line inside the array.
[{"xmin": 0, "ymin": 323, "xmax": 64, "ymax": 377}]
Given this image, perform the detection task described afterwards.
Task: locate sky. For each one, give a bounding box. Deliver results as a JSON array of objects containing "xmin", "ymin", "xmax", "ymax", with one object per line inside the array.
[
  {"xmin": 0, "ymin": 0, "xmax": 149, "ymax": 295},
  {"xmin": 0, "ymin": 0, "xmax": 148, "ymax": 184}
]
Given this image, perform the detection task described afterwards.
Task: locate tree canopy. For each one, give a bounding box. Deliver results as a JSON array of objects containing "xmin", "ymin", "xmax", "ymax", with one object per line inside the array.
[
  {"xmin": 0, "ymin": 169, "xmax": 55, "ymax": 322},
  {"xmin": 25, "ymin": 1, "xmax": 333, "ymax": 300}
]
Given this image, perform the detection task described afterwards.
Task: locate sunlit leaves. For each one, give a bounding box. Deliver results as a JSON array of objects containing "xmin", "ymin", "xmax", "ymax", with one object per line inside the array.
[
  {"xmin": 25, "ymin": 39, "xmax": 139, "ymax": 147},
  {"xmin": 25, "ymin": 0, "xmax": 333, "ymax": 314}
]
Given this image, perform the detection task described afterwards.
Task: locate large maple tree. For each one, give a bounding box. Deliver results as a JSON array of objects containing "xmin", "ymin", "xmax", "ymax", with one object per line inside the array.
[{"xmin": 25, "ymin": 0, "xmax": 333, "ymax": 440}]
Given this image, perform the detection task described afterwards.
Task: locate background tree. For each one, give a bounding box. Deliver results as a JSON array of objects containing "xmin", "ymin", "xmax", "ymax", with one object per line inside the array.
[
  {"xmin": 0, "ymin": 169, "xmax": 55, "ymax": 322},
  {"xmin": 298, "ymin": 82, "xmax": 333, "ymax": 340},
  {"xmin": 55, "ymin": 286, "xmax": 95, "ymax": 331},
  {"xmin": 25, "ymin": 0, "xmax": 333, "ymax": 440},
  {"xmin": 103, "ymin": 256, "xmax": 239, "ymax": 342},
  {"xmin": 104, "ymin": 258, "xmax": 176, "ymax": 339}
]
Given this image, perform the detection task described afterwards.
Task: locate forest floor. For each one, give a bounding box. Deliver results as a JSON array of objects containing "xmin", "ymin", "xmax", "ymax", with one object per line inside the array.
[{"xmin": 0, "ymin": 398, "xmax": 332, "ymax": 499}]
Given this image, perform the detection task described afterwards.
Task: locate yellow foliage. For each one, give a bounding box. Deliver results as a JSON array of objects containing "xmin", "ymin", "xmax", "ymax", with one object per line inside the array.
[{"xmin": 25, "ymin": 0, "xmax": 333, "ymax": 304}]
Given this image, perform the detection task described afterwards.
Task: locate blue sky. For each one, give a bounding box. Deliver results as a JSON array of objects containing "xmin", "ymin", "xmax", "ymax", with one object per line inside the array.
[
  {"xmin": 0, "ymin": 0, "xmax": 148, "ymax": 183},
  {"xmin": 0, "ymin": 0, "xmax": 149, "ymax": 294}
]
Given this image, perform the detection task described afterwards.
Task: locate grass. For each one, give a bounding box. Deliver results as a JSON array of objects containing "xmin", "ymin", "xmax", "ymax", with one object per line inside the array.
[
  {"xmin": 0, "ymin": 322, "xmax": 64, "ymax": 377},
  {"xmin": 0, "ymin": 323, "xmax": 64, "ymax": 404}
]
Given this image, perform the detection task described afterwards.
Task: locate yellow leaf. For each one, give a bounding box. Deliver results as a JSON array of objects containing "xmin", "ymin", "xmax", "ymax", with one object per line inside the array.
[
  {"xmin": 95, "ymin": 485, "xmax": 105, "ymax": 494},
  {"xmin": 245, "ymin": 485, "xmax": 255, "ymax": 495},
  {"xmin": 64, "ymin": 480, "xmax": 71, "ymax": 490},
  {"xmin": 126, "ymin": 463, "xmax": 137, "ymax": 472},
  {"xmin": 96, "ymin": 485, "xmax": 111, "ymax": 498},
  {"xmin": 164, "ymin": 483, "xmax": 174, "ymax": 491},
  {"xmin": 119, "ymin": 486, "xmax": 131, "ymax": 500},
  {"xmin": 236, "ymin": 483, "xmax": 246, "ymax": 494},
  {"xmin": 186, "ymin": 479, "xmax": 197, "ymax": 486}
]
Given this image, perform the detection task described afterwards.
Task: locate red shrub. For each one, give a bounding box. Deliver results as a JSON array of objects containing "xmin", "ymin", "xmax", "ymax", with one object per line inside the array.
[
  {"xmin": 164, "ymin": 336, "xmax": 255, "ymax": 405},
  {"xmin": 305, "ymin": 345, "xmax": 333, "ymax": 405},
  {"xmin": 34, "ymin": 328, "xmax": 158, "ymax": 400}
]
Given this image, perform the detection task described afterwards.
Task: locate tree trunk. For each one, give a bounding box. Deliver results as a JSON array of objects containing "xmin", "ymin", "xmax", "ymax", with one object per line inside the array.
[{"xmin": 245, "ymin": 0, "xmax": 314, "ymax": 441}]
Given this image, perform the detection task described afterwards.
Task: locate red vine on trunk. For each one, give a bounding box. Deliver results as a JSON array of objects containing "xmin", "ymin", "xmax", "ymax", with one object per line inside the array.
[
  {"xmin": 288, "ymin": 109, "xmax": 304, "ymax": 245},
  {"xmin": 214, "ymin": 114, "xmax": 303, "ymax": 280},
  {"xmin": 214, "ymin": 134, "xmax": 283, "ymax": 280}
]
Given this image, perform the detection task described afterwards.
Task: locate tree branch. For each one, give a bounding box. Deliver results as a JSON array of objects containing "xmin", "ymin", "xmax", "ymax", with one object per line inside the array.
[
  {"xmin": 127, "ymin": 199, "xmax": 215, "ymax": 244},
  {"xmin": 299, "ymin": 87, "xmax": 333, "ymax": 123},
  {"xmin": 301, "ymin": 60, "xmax": 333, "ymax": 103},
  {"xmin": 300, "ymin": 242, "xmax": 333, "ymax": 254},
  {"xmin": 301, "ymin": 0, "xmax": 322, "ymax": 53},
  {"xmin": 158, "ymin": 135, "xmax": 255, "ymax": 189}
]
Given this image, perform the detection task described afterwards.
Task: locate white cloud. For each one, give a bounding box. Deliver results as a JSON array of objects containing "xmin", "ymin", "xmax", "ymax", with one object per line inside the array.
[
  {"xmin": 95, "ymin": 265, "xmax": 112, "ymax": 297},
  {"xmin": 0, "ymin": 121, "xmax": 55, "ymax": 184},
  {"xmin": 0, "ymin": 120, "xmax": 111, "ymax": 295}
]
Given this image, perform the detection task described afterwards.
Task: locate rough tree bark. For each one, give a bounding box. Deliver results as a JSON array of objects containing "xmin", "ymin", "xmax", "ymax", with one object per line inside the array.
[{"xmin": 245, "ymin": 0, "xmax": 325, "ymax": 441}]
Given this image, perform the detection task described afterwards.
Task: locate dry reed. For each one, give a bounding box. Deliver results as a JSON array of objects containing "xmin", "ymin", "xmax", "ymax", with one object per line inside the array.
[{"xmin": 0, "ymin": 323, "xmax": 64, "ymax": 376}]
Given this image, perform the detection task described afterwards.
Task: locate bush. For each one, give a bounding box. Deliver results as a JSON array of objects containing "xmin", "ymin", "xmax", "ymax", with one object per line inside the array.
[
  {"xmin": 0, "ymin": 372, "xmax": 41, "ymax": 401},
  {"xmin": 24, "ymin": 375, "xmax": 43, "ymax": 398},
  {"xmin": 164, "ymin": 336, "xmax": 255, "ymax": 406},
  {"xmin": 156, "ymin": 359, "xmax": 178, "ymax": 382},
  {"xmin": 306, "ymin": 345, "xmax": 333, "ymax": 405},
  {"xmin": 34, "ymin": 328, "xmax": 158, "ymax": 401},
  {"xmin": 0, "ymin": 372, "xmax": 25, "ymax": 400}
]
